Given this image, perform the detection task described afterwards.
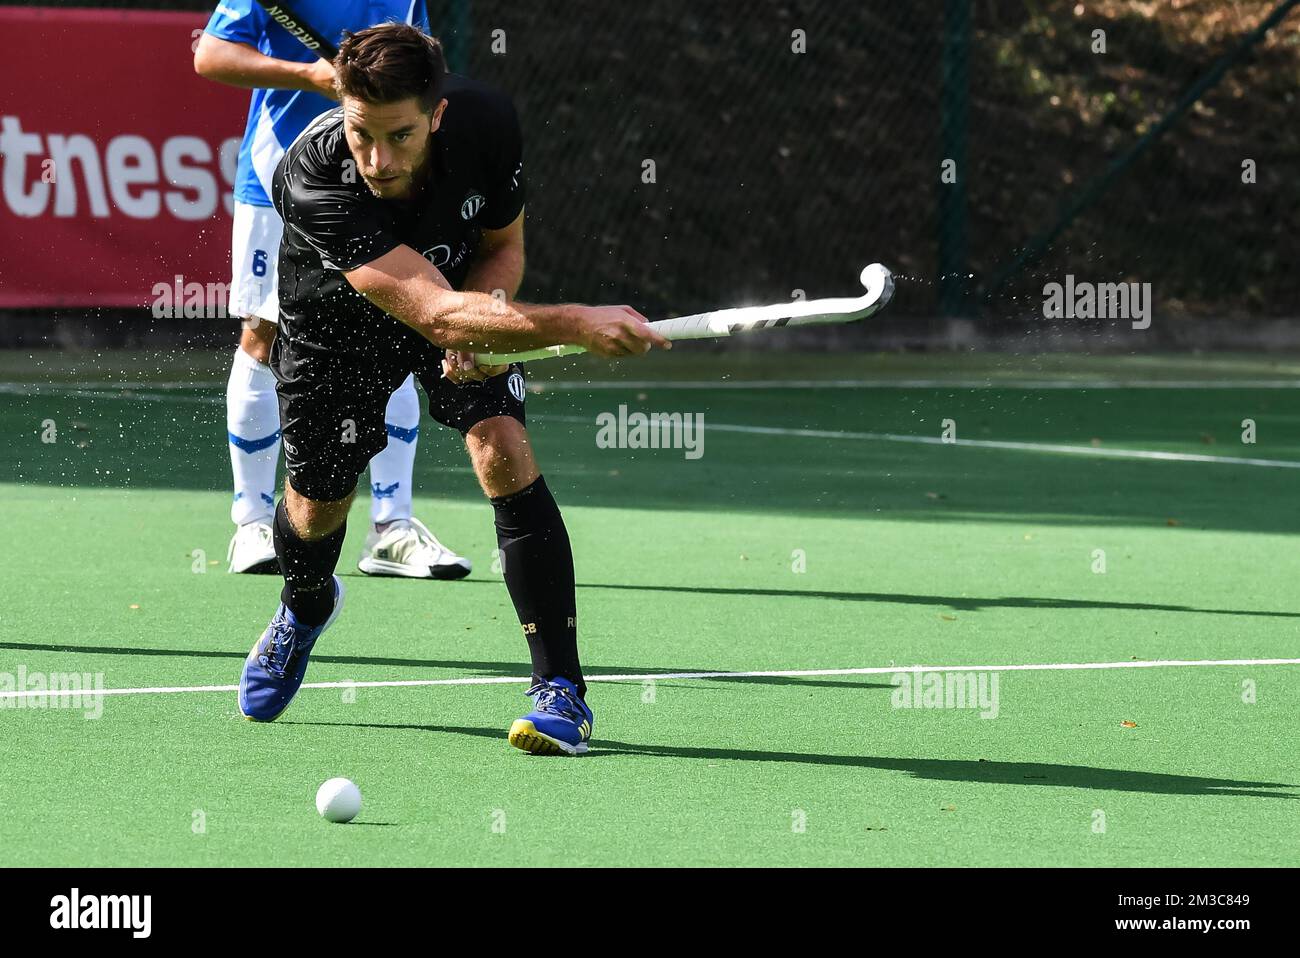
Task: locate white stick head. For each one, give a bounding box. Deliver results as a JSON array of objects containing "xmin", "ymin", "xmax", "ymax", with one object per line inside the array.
[{"xmin": 860, "ymin": 263, "xmax": 894, "ymax": 307}]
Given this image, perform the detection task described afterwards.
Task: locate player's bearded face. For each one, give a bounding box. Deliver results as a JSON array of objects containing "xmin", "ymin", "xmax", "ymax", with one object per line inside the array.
[{"xmin": 342, "ymin": 96, "xmax": 446, "ymax": 200}]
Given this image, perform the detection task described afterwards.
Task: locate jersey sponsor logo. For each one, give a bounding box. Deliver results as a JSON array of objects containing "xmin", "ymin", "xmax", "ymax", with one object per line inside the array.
[
  {"xmin": 420, "ymin": 240, "xmax": 473, "ymax": 274},
  {"xmin": 422, "ymin": 244, "xmax": 452, "ymax": 267},
  {"xmin": 507, "ymin": 371, "xmax": 525, "ymax": 402},
  {"xmin": 460, "ymin": 193, "xmax": 486, "ymax": 220},
  {"xmin": 259, "ymin": 4, "xmax": 331, "ymax": 55}
]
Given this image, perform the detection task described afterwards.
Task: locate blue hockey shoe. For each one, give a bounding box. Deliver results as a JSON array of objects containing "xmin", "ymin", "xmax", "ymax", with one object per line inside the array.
[
  {"xmin": 508, "ymin": 676, "xmax": 593, "ymax": 755},
  {"xmin": 238, "ymin": 576, "xmax": 345, "ymax": 722}
]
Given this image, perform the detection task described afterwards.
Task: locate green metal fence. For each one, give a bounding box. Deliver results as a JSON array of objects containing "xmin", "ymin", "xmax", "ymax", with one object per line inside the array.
[{"xmin": 463, "ymin": 0, "xmax": 1300, "ymax": 328}]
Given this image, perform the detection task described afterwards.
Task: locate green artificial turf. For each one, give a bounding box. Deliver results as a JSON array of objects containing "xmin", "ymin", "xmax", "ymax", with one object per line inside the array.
[{"xmin": 0, "ymin": 350, "xmax": 1297, "ymax": 866}]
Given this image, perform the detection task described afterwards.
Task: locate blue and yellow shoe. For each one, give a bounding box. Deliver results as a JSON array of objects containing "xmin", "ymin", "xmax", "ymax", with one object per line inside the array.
[
  {"xmin": 508, "ymin": 677, "xmax": 593, "ymax": 755},
  {"xmin": 238, "ymin": 576, "xmax": 345, "ymax": 722}
]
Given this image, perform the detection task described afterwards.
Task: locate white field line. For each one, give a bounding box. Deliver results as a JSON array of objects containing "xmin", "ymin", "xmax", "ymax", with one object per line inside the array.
[
  {"xmin": 536, "ymin": 415, "xmax": 1300, "ymax": 469},
  {"xmin": 6, "ymin": 383, "xmax": 1300, "ymax": 469},
  {"xmin": 8, "ymin": 378, "xmax": 1300, "ymax": 393},
  {"xmin": 2, "ymin": 657, "xmax": 1299, "ymax": 701}
]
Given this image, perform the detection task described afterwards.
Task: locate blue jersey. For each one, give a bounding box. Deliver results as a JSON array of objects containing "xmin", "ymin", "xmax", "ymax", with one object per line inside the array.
[{"xmin": 205, "ymin": 0, "xmax": 429, "ymax": 207}]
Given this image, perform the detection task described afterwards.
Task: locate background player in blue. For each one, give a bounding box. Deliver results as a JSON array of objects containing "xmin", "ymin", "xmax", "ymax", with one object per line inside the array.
[
  {"xmin": 236, "ymin": 24, "xmax": 669, "ymax": 753},
  {"xmin": 195, "ymin": 0, "xmax": 471, "ymax": 580}
]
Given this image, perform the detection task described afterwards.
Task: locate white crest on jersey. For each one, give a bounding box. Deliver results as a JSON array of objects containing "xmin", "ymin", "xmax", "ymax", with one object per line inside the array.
[{"xmin": 461, "ymin": 193, "xmax": 486, "ymax": 220}]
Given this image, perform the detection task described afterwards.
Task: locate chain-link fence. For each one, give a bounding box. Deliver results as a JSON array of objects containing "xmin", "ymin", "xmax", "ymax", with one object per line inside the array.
[{"xmin": 5, "ymin": 0, "xmax": 1298, "ymax": 343}]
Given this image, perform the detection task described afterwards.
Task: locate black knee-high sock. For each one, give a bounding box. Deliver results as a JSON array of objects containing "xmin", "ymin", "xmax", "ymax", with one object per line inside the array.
[
  {"xmin": 491, "ymin": 476, "xmax": 583, "ymax": 697},
  {"xmin": 274, "ymin": 498, "xmax": 346, "ymax": 627}
]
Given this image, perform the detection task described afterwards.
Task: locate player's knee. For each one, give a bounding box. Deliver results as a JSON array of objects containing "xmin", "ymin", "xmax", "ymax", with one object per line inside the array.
[
  {"xmin": 467, "ymin": 416, "xmax": 525, "ymax": 458},
  {"xmin": 284, "ymin": 487, "xmax": 351, "ymax": 540},
  {"xmin": 296, "ymin": 505, "xmax": 348, "ymax": 540},
  {"xmin": 466, "ymin": 417, "xmax": 537, "ymax": 497},
  {"xmin": 238, "ymin": 320, "xmax": 276, "ymax": 364}
]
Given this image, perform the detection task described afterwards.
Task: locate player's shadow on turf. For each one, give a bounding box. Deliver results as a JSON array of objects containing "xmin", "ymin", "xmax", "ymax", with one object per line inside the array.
[
  {"xmin": 573, "ymin": 582, "xmax": 1300, "ymax": 619},
  {"xmin": 0, "ymin": 640, "xmax": 892, "ymax": 691},
  {"xmin": 587, "ymin": 745, "xmax": 1298, "ymax": 799},
  {"xmin": 286, "ymin": 722, "xmax": 1296, "ymax": 800}
]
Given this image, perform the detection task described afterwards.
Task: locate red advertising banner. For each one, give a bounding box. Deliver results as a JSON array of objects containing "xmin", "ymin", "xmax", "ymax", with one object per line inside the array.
[{"xmin": 0, "ymin": 6, "xmax": 248, "ymax": 307}]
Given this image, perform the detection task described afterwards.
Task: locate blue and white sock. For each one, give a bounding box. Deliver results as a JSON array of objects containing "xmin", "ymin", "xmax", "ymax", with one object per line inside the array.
[
  {"xmin": 226, "ymin": 347, "xmax": 280, "ymax": 527},
  {"xmin": 368, "ymin": 374, "xmax": 421, "ymax": 526}
]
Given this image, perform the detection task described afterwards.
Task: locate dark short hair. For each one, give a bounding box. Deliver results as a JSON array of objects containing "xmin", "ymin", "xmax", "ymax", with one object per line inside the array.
[{"xmin": 334, "ymin": 22, "xmax": 447, "ymax": 113}]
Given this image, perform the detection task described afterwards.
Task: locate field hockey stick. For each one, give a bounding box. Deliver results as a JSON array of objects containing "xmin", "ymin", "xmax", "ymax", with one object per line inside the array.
[
  {"xmin": 478, "ymin": 263, "xmax": 895, "ymax": 365},
  {"xmin": 254, "ymin": 0, "xmax": 340, "ymax": 59}
]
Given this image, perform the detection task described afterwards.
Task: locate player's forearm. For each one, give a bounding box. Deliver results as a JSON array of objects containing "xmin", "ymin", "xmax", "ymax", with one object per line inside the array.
[
  {"xmin": 420, "ymin": 292, "xmax": 581, "ymax": 352},
  {"xmin": 193, "ymin": 35, "xmax": 322, "ymax": 93},
  {"xmin": 349, "ymin": 246, "xmax": 581, "ymax": 352}
]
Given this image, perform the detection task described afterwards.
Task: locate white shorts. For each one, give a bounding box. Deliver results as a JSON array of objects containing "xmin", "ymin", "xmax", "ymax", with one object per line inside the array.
[{"xmin": 228, "ymin": 200, "xmax": 284, "ymax": 325}]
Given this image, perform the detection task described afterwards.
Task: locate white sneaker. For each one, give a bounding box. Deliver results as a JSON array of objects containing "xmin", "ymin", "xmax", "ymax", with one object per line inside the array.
[
  {"xmin": 227, "ymin": 521, "xmax": 278, "ymax": 575},
  {"xmin": 358, "ymin": 517, "xmax": 472, "ymax": 580}
]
